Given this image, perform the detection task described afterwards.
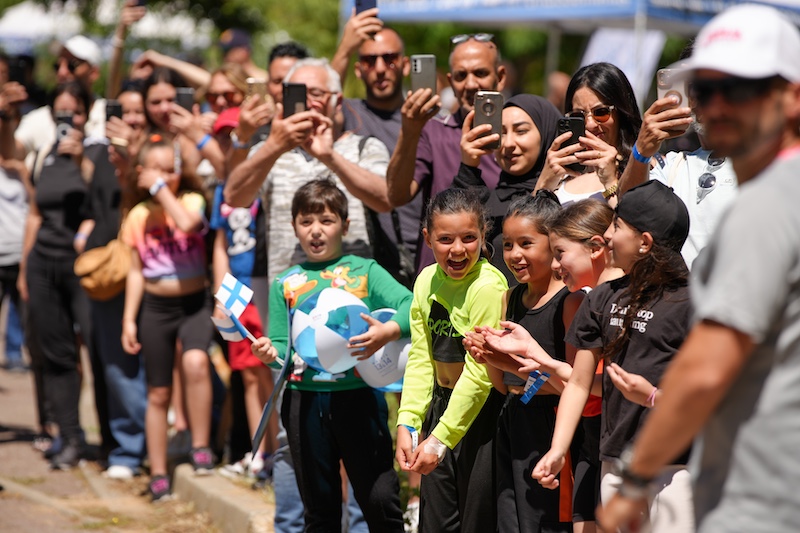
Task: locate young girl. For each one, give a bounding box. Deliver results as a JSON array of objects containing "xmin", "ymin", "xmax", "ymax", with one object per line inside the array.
[
  {"xmin": 121, "ymin": 138, "xmax": 215, "ymax": 501},
  {"xmin": 468, "ymin": 191, "xmax": 584, "ymax": 533},
  {"xmin": 489, "ymin": 181, "xmax": 694, "ymax": 531},
  {"xmin": 396, "ymin": 188, "xmax": 508, "ymax": 532}
]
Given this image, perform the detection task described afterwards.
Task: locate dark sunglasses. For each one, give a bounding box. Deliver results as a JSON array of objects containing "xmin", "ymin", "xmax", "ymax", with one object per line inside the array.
[
  {"xmin": 358, "ymin": 52, "xmax": 401, "ymax": 69},
  {"xmin": 205, "ymin": 91, "xmax": 240, "ymax": 105},
  {"xmin": 450, "ymin": 33, "xmax": 494, "ymax": 48},
  {"xmin": 53, "ymin": 58, "xmax": 86, "ymax": 74},
  {"xmin": 689, "ymin": 76, "xmax": 778, "ymax": 106},
  {"xmin": 567, "ymin": 105, "xmax": 615, "ymax": 124}
]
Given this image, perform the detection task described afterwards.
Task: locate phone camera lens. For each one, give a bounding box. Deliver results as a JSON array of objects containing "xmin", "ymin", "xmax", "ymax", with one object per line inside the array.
[{"xmin": 481, "ymin": 101, "xmax": 495, "ymax": 116}]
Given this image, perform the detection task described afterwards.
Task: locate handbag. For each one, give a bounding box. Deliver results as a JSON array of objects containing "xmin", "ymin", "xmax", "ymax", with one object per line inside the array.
[{"xmin": 74, "ymin": 227, "xmax": 131, "ymax": 301}]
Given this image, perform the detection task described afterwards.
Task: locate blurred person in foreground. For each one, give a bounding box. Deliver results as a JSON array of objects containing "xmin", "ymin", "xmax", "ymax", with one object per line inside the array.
[{"xmin": 598, "ymin": 5, "xmax": 800, "ymax": 532}]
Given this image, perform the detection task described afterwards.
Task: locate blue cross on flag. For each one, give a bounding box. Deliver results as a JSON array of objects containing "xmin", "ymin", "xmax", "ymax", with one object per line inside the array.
[
  {"xmin": 211, "ymin": 305, "xmax": 257, "ymax": 343},
  {"xmin": 215, "ymin": 272, "xmax": 253, "ymax": 318}
]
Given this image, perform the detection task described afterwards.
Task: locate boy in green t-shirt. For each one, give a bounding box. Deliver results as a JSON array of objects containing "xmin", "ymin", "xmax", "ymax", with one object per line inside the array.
[{"xmin": 251, "ymin": 178, "xmax": 408, "ymax": 531}]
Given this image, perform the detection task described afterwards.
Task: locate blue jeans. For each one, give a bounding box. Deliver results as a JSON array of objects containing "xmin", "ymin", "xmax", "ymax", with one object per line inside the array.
[
  {"xmin": 5, "ymin": 297, "xmax": 24, "ymax": 365},
  {"xmin": 90, "ymin": 293, "xmax": 146, "ymax": 469}
]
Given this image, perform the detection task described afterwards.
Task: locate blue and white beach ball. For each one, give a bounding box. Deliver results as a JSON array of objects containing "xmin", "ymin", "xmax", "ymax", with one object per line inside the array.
[
  {"xmin": 291, "ymin": 288, "xmax": 370, "ymax": 374},
  {"xmin": 356, "ymin": 308, "xmax": 410, "ymax": 389}
]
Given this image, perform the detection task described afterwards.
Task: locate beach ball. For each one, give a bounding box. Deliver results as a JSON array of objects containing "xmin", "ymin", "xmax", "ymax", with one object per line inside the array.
[
  {"xmin": 291, "ymin": 288, "xmax": 370, "ymax": 374},
  {"xmin": 356, "ymin": 308, "xmax": 411, "ymax": 388}
]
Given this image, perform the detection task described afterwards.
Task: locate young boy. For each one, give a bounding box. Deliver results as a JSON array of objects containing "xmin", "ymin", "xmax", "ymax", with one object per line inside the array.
[{"xmin": 251, "ymin": 178, "xmax": 408, "ymax": 532}]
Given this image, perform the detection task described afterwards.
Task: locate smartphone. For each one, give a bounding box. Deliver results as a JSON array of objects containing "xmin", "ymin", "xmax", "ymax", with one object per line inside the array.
[
  {"xmin": 247, "ymin": 78, "xmax": 268, "ymax": 100},
  {"xmin": 283, "ymin": 83, "xmax": 307, "ymax": 117},
  {"xmin": 175, "ymin": 87, "xmax": 195, "ymax": 111},
  {"xmin": 473, "ymin": 91, "xmax": 503, "ymax": 150},
  {"xmin": 410, "ymin": 54, "xmax": 437, "ymax": 94},
  {"xmin": 557, "ymin": 116, "xmax": 586, "ymax": 173},
  {"xmin": 55, "ymin": 111, "xmax": 74, "ymax": 144},
  {"xmin": 7, "ymin": 57, "xmax": 26, "ymax": 85},
  {"xmin": 355, "ymin": 0, "xmax": 377, "ymax": 14},
  {"xmin": 106, "ymin": 100, "xmax": 123, "ymax": 122},
  {"xmin": 656, "ymin": 67, "xmax": 690, "ymax": 133}
]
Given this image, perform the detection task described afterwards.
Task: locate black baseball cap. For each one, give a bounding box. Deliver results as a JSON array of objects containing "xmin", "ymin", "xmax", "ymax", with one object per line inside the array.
[{"xmin": 616, "ymin": 180, "xmax": 690, "ymax": 252}]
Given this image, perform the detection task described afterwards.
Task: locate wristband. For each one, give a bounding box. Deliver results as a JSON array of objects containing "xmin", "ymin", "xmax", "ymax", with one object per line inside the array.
[
  {"xmin": 148, "ymin": 177, "xmax": 166, "ymax": 196},
  {"xmin": 74, "ymin": 232, "xmax": 88, "ymax": 242},
  {"xmin": 631, "ymin": 144, "xmax": 651, "ymax": 164},
  {"xmin": 520, "ymin": 370, "xmax": 550, "ymax": 405},
  {"xmin": 230, "ymin": 132, "xmax": 250, "ymax": 150},
  {"xmin": 196, "ymin": 133, "xmax": 212, "ymax": 151},
  {"xmin": 401, "ymin": 425, "xmax": 418, "ymax": 452},
  {"xmin": 646, "ymin": 387, "xmax": 658, "ymax": 408}
]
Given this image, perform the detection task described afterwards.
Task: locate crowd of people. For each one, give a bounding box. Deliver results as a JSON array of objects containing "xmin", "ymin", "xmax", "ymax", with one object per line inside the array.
[{"xmin": 1, "ymin": 1, "xmax": 799, "ymax": 532}]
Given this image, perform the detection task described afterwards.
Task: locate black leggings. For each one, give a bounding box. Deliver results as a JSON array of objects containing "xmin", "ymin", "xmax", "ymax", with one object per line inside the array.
[
  {"xmin": 26, "ymin": 247, "xmax": 91, "ymax": 444},
  {"xmin": 419, "ymin": 385, "xmax": 504, "ymax": 533},
  {"xmin": 138, "ymin": 290, "xmax": 213, "ymax": 388}
]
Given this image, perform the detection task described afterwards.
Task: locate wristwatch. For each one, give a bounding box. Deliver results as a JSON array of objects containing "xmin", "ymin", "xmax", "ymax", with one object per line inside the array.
[
  {"xmin": 230, "ymin": 132, "xmax": 250, "ymax": 150},
  {"xmin": 614, "ymin": 445, "xmax": 653, "ymax": 499},
  {"xmin": 149, "ymin": 177, "xmax": 166, "ymax": 196}
]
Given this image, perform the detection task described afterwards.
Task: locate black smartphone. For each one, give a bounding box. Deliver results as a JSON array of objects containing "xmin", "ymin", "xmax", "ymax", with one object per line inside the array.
[
  {"xmin": 283, "ymin": 83, "xmax": 307, "ymax": 117},
  {"xmin": 55, "ymin": 111, "xmax": 74, "ymax": 144},
  {"xmin": 355, "ymin": 0, "xmax": 377, "ymax": 14},
  {"xmin": 557, "ymin": 116, "xmax": 586, "ymax": 173},
  {"xmin": 473, "ymin": 91, "xmax": 503, "ymax": 150},
  {"xmin": 7, "ymin": 57, "xmax": 26, "ymax": 85},
  {"xmin": 175, "ymin": 87, "xmax": 195, "ymax": 111},
  {"xmin": 410, "ymin": 54, "xmax": 436, "ymax": 94},
  {"xmin": 106, "ymin": 100, "xmax": 123, "ymax": 122}
]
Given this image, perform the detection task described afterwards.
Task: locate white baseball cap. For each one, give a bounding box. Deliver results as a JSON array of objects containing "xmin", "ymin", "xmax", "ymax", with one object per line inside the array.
[
  {"xmin": 63, "ymin": 35, "xmax": 102, "ymax": 67},
  {"xmin": 684, "ymin": 4, "xmax": 800, "ymax": 82}
]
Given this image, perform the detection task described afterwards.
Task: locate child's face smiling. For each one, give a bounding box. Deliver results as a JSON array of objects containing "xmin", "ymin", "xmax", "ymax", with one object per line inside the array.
[
  {"xmin": 502, "ymin": 215, "xmax": 552, "ymax": 286},
  {"xmin": 424, "ymin": 212, "xmax": 483, "ymax": 280},
  {"xmin": 550, "ymin": 234, "xmax": 597, "ymax": 292},
  {"xmin": 292, "ymin": 208, "xmax": 348, "ymax": 263},
  {"xmin": 604, "ymin": 216, "xmax": 645, "ymax": 273}
]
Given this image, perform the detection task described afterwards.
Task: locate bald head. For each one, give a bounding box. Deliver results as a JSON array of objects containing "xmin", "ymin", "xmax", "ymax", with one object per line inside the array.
[{"xmin": 447, "ymin": 40, "xmax": 505, "ymax": 112}]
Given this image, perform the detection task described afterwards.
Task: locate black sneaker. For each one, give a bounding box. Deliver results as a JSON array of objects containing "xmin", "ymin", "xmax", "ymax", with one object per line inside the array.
[
  {"xmin": 190, "ymin": 447, "xmax": 214, "ymax": 475},
  {"xmin": 49, "ymin": 442, "xmax": 82, "ymax": 471},
  {"xmin": 149, "ymin": 475, "xmax": 173, "ymax": 502}
]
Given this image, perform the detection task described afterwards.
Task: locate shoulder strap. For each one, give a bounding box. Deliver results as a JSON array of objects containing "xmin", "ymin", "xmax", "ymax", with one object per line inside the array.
[{"xmin": 667, "ymin": 151, "xmax": 687, "ymax": 188}]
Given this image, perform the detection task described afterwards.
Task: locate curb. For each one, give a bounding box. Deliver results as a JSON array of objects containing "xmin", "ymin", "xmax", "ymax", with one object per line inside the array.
[{"xmin": 173, "ymin": 463, "xmax": 274, "ymax": 533}]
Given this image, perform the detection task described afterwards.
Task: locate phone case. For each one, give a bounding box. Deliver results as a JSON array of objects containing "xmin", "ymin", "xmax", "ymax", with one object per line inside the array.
[
  {"xmin": 355, "ymin": 0, "xmax": 377, "ymax": 13},
  {"xmin": 473, "ymin": 91, "xmax": 503, "ymax": 150},
  {"xmin": 410, "ymin": 55, "xmax": 437, "ymax": 94},
  {"xmin": 558, "ymin": 117, "xmax": 585, "ymax": 173},
  {"xmin": 175, "ymin": 88, "xmax": 195, "ymax": 111},
  {"xmin": 283, "ymin": 83, "xmax": 307, "ymax": 116},
  {"xmin": 106, "ymin": 100, "xmax": 123, "ymax": 121}
]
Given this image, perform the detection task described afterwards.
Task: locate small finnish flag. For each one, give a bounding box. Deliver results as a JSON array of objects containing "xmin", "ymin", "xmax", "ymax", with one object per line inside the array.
[
  {"xmin": 215, "ymin": 273, "xmax": 253, "ymax": 318},
  {"xmin": 211, "ymin": 305, "xmax": 257, "ymax": 343}
]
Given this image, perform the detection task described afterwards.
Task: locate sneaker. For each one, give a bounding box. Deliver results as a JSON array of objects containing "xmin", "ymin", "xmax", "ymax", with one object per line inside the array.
[
  {"xmin": 149, "ymin": 475, "xmax": 173, "ymax": 502},
  {"xmin": 190, "ymin": 447, "xmax": 214, "ymax": 475},
  {"xmin": 166, "ymin": 429, "xmax": 192, "ymax": 461},
  {"xmin": 32, "ymin": 433, "xmax": 54, "ymax": 453},
  {"xmin": 49, "ymin": 442, "xmax": 83, "ymax": 471},
  {"xmin": 104, "ymin": 465, "xmax": 136, "ymax": 480},
  {"xmin": 220, "ymin": 452, "xmax": 254, "ymax": 479},
  {"xmin": 43, "ymin": 436, "xmax": 63, "ymax": 459},
  {"xmin": 404, "ymin": 499, "xmax": 420, "ymax": 533}
]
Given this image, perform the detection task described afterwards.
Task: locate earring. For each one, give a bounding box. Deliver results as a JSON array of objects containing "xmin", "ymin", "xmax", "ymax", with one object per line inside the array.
[{"xmin": 639, "ymin": 248, "xmax": 645, "ymax": 253}]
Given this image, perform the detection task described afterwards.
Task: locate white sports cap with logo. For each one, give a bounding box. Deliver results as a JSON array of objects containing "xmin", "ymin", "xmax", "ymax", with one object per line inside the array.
[
  {"xmin": 63, "ymin": 35, "xmax": 102, "ymax": 67},
  {"xmin": 683, "ymin": 3, "xmax": 800, "ymax": 82}
]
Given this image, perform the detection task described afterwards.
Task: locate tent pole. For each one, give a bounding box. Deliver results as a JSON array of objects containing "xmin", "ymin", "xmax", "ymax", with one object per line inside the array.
[
  {"xmin": 635, "ymin": 0, "xmax": 647, "ymax": 110},
  {"xmin": 545, "ymin": 26, "xmax": 562, "ymax": 91}
]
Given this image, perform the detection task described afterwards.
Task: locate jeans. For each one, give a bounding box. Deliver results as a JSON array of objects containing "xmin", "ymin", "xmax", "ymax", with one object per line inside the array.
[
  {"xmin": 0, "ymin": 265, "xmax": 23, "ymax": 366},
  {"xmin": 90, "ymin": 293, "xmax": 147, "ymax": 469}
]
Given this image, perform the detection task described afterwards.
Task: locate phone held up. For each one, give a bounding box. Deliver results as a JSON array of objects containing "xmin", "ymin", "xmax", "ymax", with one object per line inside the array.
[
  {"xmin": 557, "ymin": 116, "xmax": 586, "ymax": 173},
  {"xmin": 473, "ymin": 91, "xmax": 503, "ymax": 151},
  {"xmin": 656, "ymin": 66, "xmax": 691, "ymax": 133},
  {"xmin": 175, "ymin": 87, "xmax": 195, "ymax": 112},
  {"xmin": 410, "ymin": 54, "xmax": 436, "ymax": 95},
  {"xmin": 106, "ymin": 100, "xmax": 123, "ymax": 122},
  {"xmin": 355, "ymin": 0, "xmax": 377, "ymax": 14},
  {"xmin": 283, "ymin": 83, "xmax": 307, "ymax": 117},
  {"xmin": 246, "ymin": 78, "xmax": 268, "ymax": 100}
]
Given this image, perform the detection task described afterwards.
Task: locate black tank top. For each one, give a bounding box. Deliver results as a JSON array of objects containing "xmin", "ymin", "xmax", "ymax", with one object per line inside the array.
[{"xmin": 503, "ymin": 284, "xmax": 570, "ymax": 386}]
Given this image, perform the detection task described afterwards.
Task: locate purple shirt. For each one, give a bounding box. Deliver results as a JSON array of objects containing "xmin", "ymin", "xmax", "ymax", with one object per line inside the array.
[{"xmin": 413, "ymin": 109, "xmax": 501, "ymax": 270}]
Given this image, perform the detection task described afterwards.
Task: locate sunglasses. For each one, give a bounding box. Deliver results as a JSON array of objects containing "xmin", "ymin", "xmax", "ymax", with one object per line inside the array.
[
  {"xmin": 688, "ymin": 76, "xmax": 778, "ymax": 106},
  {"xmin": 359, "ymin": 52, "xmax": 401, "ymax": 70},
  {"xmin": 696, "ymin": 155, "xmax": 725, "ymax": 204},
  {"xmin": 567, "ymin": 105, "xmax": 615, "ymax": 124},
  {"xmin": 450, "ymin": 33, "xmax": 494, "ymax": 48},
  {"xmin": 53, "ymin": 58, "xmax": 87, "ymax": 74},
  {"xmin": 205, "ymin": 91, "xmax": 240, "ymax": 105}
]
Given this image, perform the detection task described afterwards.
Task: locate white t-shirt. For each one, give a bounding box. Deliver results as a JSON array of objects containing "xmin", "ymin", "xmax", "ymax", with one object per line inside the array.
[{"xmin": 650, "ymin": 149, "xmax": 737, "ymax": 268}]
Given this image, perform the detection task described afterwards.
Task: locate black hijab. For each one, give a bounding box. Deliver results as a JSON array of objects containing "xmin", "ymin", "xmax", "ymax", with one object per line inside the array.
[{"xmin": 496, "ymin": 94, "xmax": 562, "ymax": 200}]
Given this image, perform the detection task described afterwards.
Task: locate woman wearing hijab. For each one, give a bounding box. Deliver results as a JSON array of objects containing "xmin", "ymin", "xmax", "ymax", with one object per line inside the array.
[{"xmin": 454, "ymin": 94, "xmax": 562, "ymax": 282}]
